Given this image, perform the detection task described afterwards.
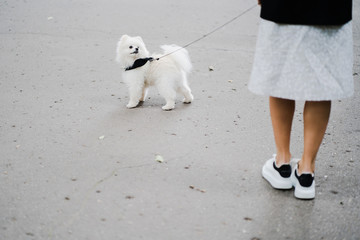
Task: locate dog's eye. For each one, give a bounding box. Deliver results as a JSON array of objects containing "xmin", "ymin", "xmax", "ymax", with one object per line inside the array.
[{"xmin": 129, "ymin": 46, "xmax": 133, "ymax": 49}]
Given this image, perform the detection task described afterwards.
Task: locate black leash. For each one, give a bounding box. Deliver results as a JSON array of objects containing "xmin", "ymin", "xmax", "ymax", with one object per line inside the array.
[{"xmin": 125, "ymin": 4, "xmax": 257, "ymax": 71}]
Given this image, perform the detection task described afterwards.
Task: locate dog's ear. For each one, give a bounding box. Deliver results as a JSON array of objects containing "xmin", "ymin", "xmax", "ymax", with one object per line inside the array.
[{"xmin": 120, "ymin": 34, "xmax": 130, "ymax": 42}]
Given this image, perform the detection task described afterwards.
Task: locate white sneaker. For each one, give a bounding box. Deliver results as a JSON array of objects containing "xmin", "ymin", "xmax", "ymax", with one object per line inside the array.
[
  {"xmin": 291, "ymin": 164, "xmax": 315, "ymax": 199},
  {"xmin": 262, "ymin": 155, "xmax": 292, "ymax": 189}
]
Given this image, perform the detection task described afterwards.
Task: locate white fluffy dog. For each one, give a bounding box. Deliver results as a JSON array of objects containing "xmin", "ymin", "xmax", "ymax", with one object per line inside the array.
[{"xmin": 116, "ymin": 35, "xmax": 193, "ymax": 110}]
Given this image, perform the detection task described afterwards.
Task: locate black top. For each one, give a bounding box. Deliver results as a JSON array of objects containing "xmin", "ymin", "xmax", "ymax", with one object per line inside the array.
[{"xmin": 260, "ymin": 0, "xmax": 352, "ymax": 25}]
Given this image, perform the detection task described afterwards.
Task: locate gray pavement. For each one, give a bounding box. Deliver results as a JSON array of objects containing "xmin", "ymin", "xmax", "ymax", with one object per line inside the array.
[{"xmin": 1, "ymin": 0, "xmax": 359, "ymax": 239}]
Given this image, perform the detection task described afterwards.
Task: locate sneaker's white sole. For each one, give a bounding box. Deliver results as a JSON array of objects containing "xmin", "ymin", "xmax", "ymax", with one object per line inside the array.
[
  {"xmin": 291, "ymin": 169, "xmax": 315, "ymax": 199},
  {"xmin": 294, "ymin": 185, "xmax": 315, "ymax": 199},
  {"xmin": 262, "ymin": 163, "xmax": 292, "ymax": 189}
]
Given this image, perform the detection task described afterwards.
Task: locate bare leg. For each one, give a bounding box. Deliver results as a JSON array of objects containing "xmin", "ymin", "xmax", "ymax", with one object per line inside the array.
[
  {"xmin": 269, "ymin": 97, "xmax": 295, "ymax": 165},
  {"xmin": 299, "ymin": 101, "xmax": 331, "ymax": 174}
]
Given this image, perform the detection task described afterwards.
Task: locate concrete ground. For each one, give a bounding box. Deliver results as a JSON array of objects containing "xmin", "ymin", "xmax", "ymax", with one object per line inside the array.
[{"xmin": 1, "ymin": 0, "xmax": 359, "ymax": 239}]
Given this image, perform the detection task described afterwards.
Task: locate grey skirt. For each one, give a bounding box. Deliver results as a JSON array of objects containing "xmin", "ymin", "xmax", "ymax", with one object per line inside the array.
[{"xmin": 248, "ymin": 19, "xmax": 354, "ymax": 101}]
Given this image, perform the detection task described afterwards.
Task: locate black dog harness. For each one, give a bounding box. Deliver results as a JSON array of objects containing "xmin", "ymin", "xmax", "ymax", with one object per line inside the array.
[{"xmin": 125, "ymin": 57, "xmax": 159, "ymax": 71}]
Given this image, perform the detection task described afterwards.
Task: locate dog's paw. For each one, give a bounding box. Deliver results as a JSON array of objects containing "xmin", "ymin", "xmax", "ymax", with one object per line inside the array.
[
  {"xmin": 126, "ymin": 102, "xmax": 139, "ymax": 109},
  {"xmin": 162, "ymin": 105, "xmax": 175, "ymax": 111},
  {"xmin": 182, "ymin": 94, "xmax": 193, "ymax": 104},
  {"xmin": 182, "ymin": 98, "xmax": 192, "ymax": 104}
]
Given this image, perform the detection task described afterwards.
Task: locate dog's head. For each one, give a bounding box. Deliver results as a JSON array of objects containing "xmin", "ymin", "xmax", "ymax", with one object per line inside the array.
[{"xmin": 116, "ymin": 35, "xmax": 149, "ymax": 66}]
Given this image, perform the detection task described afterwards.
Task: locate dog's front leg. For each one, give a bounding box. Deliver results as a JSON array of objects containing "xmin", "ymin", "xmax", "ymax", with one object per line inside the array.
[
  {"xmin": 139, "ymin": 87, "xmax": 148, "ymax": 102},
  {"xmin": 126, "ymin": 84, "xmax": 144, "ymax": 109}
]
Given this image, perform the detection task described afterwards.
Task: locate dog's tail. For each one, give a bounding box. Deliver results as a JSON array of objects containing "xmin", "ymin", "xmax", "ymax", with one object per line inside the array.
[{"xmin": 160, "ymin": 45, "xmax": 192, "ymax": 74}]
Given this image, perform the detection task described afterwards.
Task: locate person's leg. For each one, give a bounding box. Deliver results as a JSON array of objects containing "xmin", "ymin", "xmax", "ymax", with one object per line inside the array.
[
  {"xmin": 299, "ymin": 101, "xmax": 331, "ymax": 173},
  {"xmin": 262, "ymin": 97, "xmax": 295, "ymax": 189},
  {"xmin": 269, "ymin": 96, "xmax": 295, "ymax": 165}
]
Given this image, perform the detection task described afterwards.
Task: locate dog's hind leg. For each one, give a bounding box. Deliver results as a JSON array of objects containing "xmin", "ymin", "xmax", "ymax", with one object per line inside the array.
[
  {"xmin": 180, "ymin": 74, "xmax": 193, "ymax": 104},
  {"xmin": 157, "ymin": 81, "xmax": 176, "ymax": 111},
  {"xmin": 162, "ymin": 98, "xmax": 176, "ymax": 111},
  {"xmin": 180, "ymin": 84, "xmax": 193, "ymax": 104},
  {"xmin": 161, "ymin": 92, "xmax": 176, "ymax": 111}
]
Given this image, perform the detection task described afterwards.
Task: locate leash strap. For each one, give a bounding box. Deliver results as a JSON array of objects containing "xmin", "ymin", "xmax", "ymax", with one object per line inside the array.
[
  {"xmin": 124, "ymin": 4, "xmax": 257, "ymax": 71},
  {"xmin": 157, "ymin": 4, "xmax": 258, "ymax": 60}
]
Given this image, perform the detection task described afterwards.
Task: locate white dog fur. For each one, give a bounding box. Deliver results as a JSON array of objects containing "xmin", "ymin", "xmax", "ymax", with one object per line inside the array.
[{"xmin": 116, "ymin": 35, "xmax": 193, "ymax": 110}]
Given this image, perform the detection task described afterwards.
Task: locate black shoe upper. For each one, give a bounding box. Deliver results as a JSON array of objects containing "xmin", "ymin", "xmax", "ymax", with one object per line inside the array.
[
  {"xmin": 273, "ymin": 161, "xmax": 291, "ymax": 178},
  {"xmin": 295, "ymin": 169, "xmax": 314, "ymax": 187}
]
